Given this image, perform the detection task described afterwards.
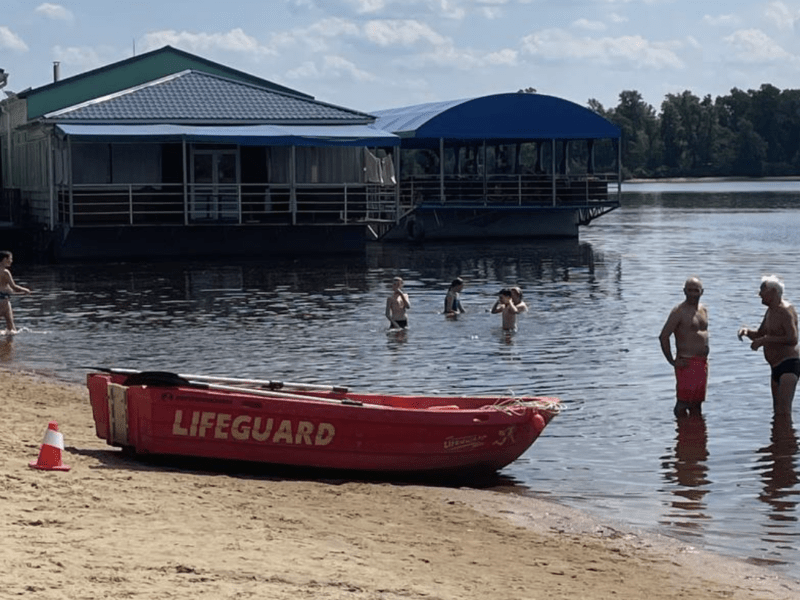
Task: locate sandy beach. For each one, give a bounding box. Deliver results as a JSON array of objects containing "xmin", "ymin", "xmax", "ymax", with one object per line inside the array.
[{"xmin": 2, "ymin": 369, "xmax": 799, "ymax": 600}]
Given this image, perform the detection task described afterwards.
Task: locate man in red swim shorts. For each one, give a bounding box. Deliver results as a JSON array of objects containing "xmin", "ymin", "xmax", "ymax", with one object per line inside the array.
[{"xmin": 659, "ymin": 277, "xmax": 709, "ymax": 417}]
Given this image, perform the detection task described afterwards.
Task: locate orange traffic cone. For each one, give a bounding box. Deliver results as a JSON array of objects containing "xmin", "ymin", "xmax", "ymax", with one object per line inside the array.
[{"xmin": 29, "ymin": 421, "xmax": 71, "ymax": 471}]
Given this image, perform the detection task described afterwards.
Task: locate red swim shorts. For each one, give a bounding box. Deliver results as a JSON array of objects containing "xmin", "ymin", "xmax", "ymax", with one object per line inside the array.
[{"xmin": 675, "ymin": 356, "xmax": 708, "ymax": 403}]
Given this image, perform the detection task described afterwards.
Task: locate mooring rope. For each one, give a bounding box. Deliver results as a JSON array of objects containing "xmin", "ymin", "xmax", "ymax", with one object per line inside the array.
[{"xmin": 481, "ymin": 397, "xmax": 563, "ymax": 416}]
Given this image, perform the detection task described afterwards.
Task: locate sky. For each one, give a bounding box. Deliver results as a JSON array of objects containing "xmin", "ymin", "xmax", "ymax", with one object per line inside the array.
[{"xmin": 2, "ymin": 1, "xmax": 800, "ymax": 115}]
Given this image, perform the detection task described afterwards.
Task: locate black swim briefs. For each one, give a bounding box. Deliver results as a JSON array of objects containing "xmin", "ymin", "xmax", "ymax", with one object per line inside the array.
[{"xmin": 771, "ymin": 357, "xmax": 800, "ymax": 383}]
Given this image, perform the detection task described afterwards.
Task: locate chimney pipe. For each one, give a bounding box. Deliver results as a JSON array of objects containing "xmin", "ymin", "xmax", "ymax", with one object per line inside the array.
[{"xmin": 53, "ymin": 61, "xmax": 60, "ymax": 82}]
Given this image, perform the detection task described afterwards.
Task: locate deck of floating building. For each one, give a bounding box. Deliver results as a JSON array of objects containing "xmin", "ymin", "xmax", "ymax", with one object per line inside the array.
[{"xmin": 369, "ymin": 93, "xmax": 622, "ymax": 241}]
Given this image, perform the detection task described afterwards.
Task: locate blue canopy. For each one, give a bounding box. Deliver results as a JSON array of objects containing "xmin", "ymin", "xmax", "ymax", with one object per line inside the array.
[
  {"xmin": 371, "ymin": 93, "xmax": 620, "ymax": 142},
  {"xmin": 55, "ymin": 123, "xmax": 400, "ymax": 147}
]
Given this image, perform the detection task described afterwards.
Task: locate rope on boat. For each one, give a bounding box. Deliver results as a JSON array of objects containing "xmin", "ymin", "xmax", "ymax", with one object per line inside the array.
[{"xmin": 482, "ymin": 397, "xmax": 563, "ymax": 416}]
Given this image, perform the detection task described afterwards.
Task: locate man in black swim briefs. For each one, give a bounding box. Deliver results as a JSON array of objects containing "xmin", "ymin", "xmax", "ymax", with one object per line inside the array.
[
  {"xmin": 772, "ymin": 358, "xmax": 800, "ymax": 384},
  {"xmin": 739, "ymin": 275, "xmax": 800, "ymax": 415}
]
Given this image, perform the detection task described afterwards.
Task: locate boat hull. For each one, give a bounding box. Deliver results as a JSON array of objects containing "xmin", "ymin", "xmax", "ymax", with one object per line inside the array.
[{"xmin": 87, "ymin": 373, "xmax": 559, "ymax": 474}]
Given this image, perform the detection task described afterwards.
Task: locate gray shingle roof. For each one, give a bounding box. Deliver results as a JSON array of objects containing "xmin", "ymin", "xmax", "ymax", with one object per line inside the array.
[{"xmin": 47, "ymin": 70, "xmax": 372, "ymax": 124}]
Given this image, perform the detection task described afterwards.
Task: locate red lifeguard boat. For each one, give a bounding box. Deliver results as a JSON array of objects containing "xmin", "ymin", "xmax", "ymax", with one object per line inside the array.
[{"xmin": 87, "ymin": 369, "xmax": 560, "ymax": 474}]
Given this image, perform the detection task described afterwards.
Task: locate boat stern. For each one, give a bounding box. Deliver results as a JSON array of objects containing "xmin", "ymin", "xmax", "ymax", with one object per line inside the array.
[{"xmin": 87, "ymin": 373, "xmax": 112, "ymax": 441}]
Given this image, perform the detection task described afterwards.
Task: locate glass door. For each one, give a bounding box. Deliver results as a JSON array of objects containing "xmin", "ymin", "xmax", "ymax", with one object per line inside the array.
[{"xmin": 191, "ymin": 149, "xmax": 239, "ymax": 222}]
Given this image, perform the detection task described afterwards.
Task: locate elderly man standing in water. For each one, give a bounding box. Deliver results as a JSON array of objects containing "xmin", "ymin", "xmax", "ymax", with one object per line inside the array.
[
  {"xmin": 738, "ymin": 275, "xmax": 800, "ymax": 416},
  {"xmin": 659, "ymin": 277, "xmax": 710, "ymax": 417}
]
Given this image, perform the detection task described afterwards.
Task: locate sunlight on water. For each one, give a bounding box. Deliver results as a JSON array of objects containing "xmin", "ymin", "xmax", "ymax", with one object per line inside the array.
[{"xmin": 3, "ymin": 185, "xmax": 800, "ymax": 578}]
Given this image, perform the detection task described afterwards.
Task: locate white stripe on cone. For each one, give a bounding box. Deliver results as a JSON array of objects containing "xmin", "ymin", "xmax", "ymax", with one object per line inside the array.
[{"xmin": 42, "ymin": 429, "xmax": 65, "ymax": 450}]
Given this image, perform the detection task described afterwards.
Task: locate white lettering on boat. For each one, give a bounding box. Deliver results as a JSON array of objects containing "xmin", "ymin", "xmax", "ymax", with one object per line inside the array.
[
  {"xmin": 444, "ymin": 434, "xmax": 487, "ymax": 451},
  {"xmin": 171, "ymin": 410, "xmax": 335, "ymax": 445}
]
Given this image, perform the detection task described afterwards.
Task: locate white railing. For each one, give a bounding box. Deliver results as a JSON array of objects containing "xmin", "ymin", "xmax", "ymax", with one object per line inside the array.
[
  {"xmin": 399, "ymin": 172, "xmax": 619, "ymax": 207},
  {"xmin": 56, "ymin": 182, "xmax": 400, "ymax": 227},
  {"xmin": 55, "ymin": 172, "xmax": 619, "ymax": 228}
]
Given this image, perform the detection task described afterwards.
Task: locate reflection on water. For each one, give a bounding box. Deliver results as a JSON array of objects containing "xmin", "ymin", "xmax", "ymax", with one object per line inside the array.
[
  {"xmin": 660, "ymin": 413, "xmax": 710, "ymax": 536},
  {"xmin": 0, "ymin": 334, "xmax": 14, "ymax": 362},
  {"xmin": 755, "ymin": 414, "xmax": 799, "ymax": 564},
  {"xmin": 5, "ymin": 188, "xmax": 800, "ymax": 578}
]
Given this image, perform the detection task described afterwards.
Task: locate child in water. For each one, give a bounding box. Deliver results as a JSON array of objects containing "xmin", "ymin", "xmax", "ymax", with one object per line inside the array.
[
  {"xmin": 494, "ymin": 288, "xmax": 519, "ymax": 331},
  {"xmin": 0, "ymin": 251, "xmax": 32, "ymax": 333},
  {"xmin": 444, "ymin": 277, "xmax": 465, "ymax": 316}
]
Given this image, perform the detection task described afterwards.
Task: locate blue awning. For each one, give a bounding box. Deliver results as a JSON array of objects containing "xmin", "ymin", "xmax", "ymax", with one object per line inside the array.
[
  {"xmin": 55, "ymin": 123, "xmax": 400, "ymax": 147},
  {"xmin": 371, "ymin": 93, "xmax": 620, "ymax": 142}
]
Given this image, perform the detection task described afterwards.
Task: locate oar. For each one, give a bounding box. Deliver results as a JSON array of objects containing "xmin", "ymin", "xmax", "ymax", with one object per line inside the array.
[
  {"xmin": 182, "ymin": 379, "xmax": 366, "ymax": 406},
  {"xmin": 176, "ymin": 373, "xmax": 349, "ymax": 394},
  {"xmin": 87, "ymin": 367, "xmax": 366, "ymax": 407},
  {"xmin": 87, "ymin": 367, "xmax": 349, "ymax": 393}
]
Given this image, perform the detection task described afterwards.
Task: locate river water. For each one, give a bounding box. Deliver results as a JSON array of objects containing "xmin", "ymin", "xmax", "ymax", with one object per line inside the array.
[{"xmin": 3, "ymin": 180, "xmax": 800, "ymax": 577}]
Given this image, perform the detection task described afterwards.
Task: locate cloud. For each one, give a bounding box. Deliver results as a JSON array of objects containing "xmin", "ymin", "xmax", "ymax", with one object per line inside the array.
[
  {"xmin": 478, "ymin": 7, "xmax": 503, "ymax": 19},
  {"xmin": 271, "ymin": 18, "xmax": 361, "ymax": 53},
  {"xmin": 35, "ymin": 3, "xmax": 74, "ymax": 21},
  {"xmin": 572, "ymin": 19, "xmax": 606, "ymax": 32},
  {"xmin": 285, "ymin": 55, "xmax": 376, "ymax": 81},
  {"xmin": 723, "ymin": 29, "xmax": 797, "ymax": 63},
  {"xmin": 323, "ymin": 55, "xmax": 376, "ymax": 80},
  {"xmin": 403, "ymin": 44, "xmax": 478, "ymax": 70},
  {"xmin": 406, "ymin": 43, "xmax": 518, "ymax": 71},
  {"xmin": 520, "ymin": 28, "xmax": 685, "ymax": 69},
  {"xmin": 702, "ymin": 14, "xmax": 741, "ymax": 27},
  {"xmin": 350, "ymin": 0, "xmax": 387, "ymax": 12},
  {"xmin": 591, "ymin": 0, "xmax": 664, "ymax": 4},
  {"xmin": 0, "ymin": 26, "xmax": 28, "ymax": 52},
  {"xmin": 765, "ymin": 1, "xmax": 799, "ymax": 30},
  {"xmin": 139, "ymin": 28, "xmax": 276, "ymax": 56},
  {"xmin": 276, "ymin": 17, "xmax": 449, "ymax": 52},
  {"xmin": 363, "ymin": 20, "xmax": 449, "ymax": 47},
  {"xmin": 307, "ymin": 18, "xmax": 361, "ymax": 41},
  {"xmin": 51, "ymin": 45, "xmax": 116, "ymax": 76},
  {"xmin": 485, "ymin": 48, "xmax": 518, "ymax": 65},
  {"xmin": 286, "ymin": 0, "xmax": 528, "ymax": 20}
]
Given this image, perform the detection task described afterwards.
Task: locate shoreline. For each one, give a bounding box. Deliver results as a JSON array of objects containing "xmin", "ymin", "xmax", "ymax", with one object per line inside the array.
[
  {"xmin": 624, "ymin": 175, "xmax": 800, "ymax": 184},
  {"xmin": 2, "ymin": 368, "xmax": 799, "ymax": 599}
]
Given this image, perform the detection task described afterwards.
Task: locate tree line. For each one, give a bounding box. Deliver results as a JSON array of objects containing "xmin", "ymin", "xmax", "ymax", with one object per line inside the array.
[{"xmin": 587, "ymin": 84, "xmax": 800, "ymax": 179}]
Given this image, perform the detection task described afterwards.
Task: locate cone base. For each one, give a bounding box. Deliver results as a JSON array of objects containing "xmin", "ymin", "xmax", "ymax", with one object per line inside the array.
[{"xmin": 29, "ymin": 461, "xmax": 71, "ymax": 471}]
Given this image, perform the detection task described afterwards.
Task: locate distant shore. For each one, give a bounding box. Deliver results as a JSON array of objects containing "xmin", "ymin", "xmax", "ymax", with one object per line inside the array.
[
  {"xmin": 625, "ymin": 175, "xmax": 800, "ymax": 183},
  {"xmin": 2, "ymin": 367, "xmax": 799, "ymax": 599}
]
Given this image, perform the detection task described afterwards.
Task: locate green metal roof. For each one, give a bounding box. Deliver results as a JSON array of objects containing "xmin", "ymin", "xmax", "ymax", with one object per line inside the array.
[{"xmin": 19, "ymin": 45, "xmax": 312, "ymax": 120}]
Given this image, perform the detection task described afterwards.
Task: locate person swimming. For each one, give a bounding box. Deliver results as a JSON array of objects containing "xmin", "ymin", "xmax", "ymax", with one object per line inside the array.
[
  {"xmin": 386, "ymin": 276, "xmax": 410, "ymax": 329},
  {"xmin": 444, "ymin": 277, "xmax": 465, "ymax": 316}
]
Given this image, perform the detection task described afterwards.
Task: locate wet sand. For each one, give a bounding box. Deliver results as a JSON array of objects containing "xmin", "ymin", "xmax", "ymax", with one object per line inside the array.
[{"xmin": 2, "ymin": 369, "xmax": 799, "ymax": 599}]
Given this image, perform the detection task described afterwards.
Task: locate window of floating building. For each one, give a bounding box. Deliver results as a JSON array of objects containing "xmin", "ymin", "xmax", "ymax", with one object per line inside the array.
[
  {"xmin": 400, "ymin": 148, "xmax": 439, "ymax": 177},
  {"xmin": 70, "ymin": 142, "xmax": 160, "ymax": 185},
  {"xmin": 294, "ymin": 146, "xmax": 364, "ymax": 184}
]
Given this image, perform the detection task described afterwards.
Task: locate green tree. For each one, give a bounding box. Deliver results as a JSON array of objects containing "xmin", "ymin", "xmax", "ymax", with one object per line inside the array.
[
  {"xmin": 609, "ymin": 90, "xmax": 662, "ymax": 177},
  {"xmin": 732, "ymin": 118, "xmax": 767, "ymax": 176},
  {"xmin": 660, "ymin": 91, "xmax": 726, "ymax": 176}
]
